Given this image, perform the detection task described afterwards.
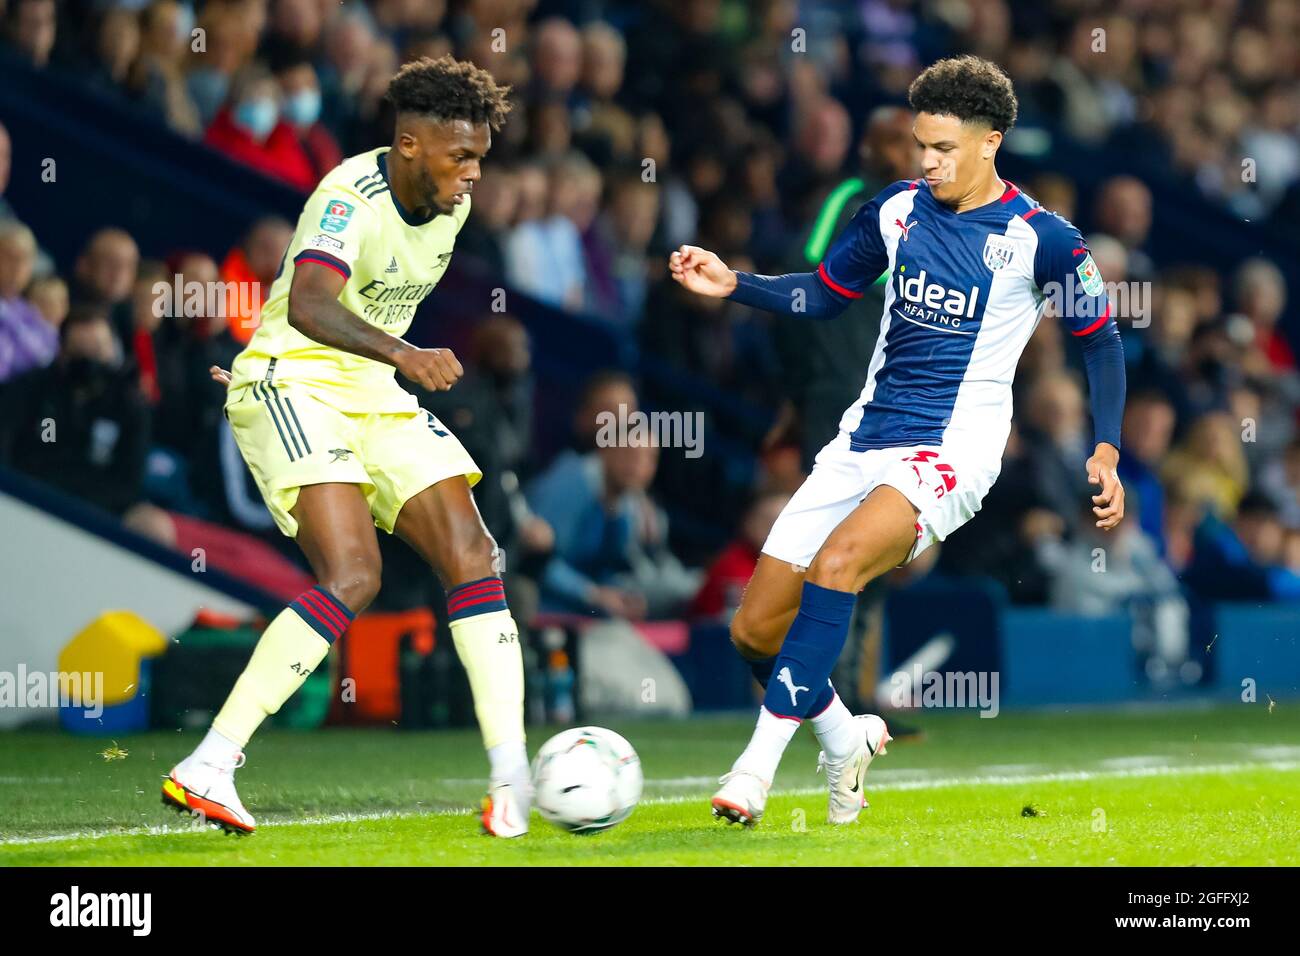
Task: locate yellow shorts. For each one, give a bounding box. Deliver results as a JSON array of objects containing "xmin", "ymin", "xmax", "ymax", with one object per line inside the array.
[{"xmin": 225, "ymin": 381, "xmax": 481, "ymax": 538}]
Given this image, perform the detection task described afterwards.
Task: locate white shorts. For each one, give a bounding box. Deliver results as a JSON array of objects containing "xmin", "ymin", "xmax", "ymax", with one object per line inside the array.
[{"xmin": 762, "ymin": 431, "xmax": 1001, "ymax": 567}]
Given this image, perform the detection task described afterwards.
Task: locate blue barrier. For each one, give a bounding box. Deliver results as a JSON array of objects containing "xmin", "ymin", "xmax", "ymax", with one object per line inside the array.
[
  {"xmin": 671, "ymin": 623, "xmax": 756, "ymax": 712},
  {"xmin": 1000, "ymin": 609, "xmax": 1139, "ymax": 707},
  {"xmin": 1210, "ymin": 604, "xmax": 1300, "ymax": 698}
]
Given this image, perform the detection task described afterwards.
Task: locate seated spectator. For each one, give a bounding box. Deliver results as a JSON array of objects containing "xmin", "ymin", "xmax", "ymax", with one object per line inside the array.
[
  {"xmin": 264, "ymin": 0, "xmax": 323, "ymax": 60},
  {"xmin": 1233, "ymin": 257, "xmax": 1294, "ymax": 374},
  {"xmin": 528, "ymin": 17, "xmax": 583, "ymax": 104},
  {"xmin": 147, "ymin": 252, "xmax": 244, "ymax": 516},
  {"xmin": 1092, "ymin": 175, "xmax": 1155, "ymax": 282},
  {"xmin": 204, "ymin": 65, "xmax": 316, "ymax": 191},
  {"xmin": 571, "ymin": 368, "xmax": 638, "ymax": 452},
  {"xmin": 1038, "ymin": 498, "xmax": 1191, "ymax": 683},
  {"xmin": 574, "ymin": 22, "xmax": 637, "ymax": 163},
  {"xmin": 85, "ymin": 7, "xmax": 139, "ymax": 91},
  {"xmin": 640, "ymin": 258, "xmax": 784, "ymax": 409},
  {"xmin": 1162, "ymin": 411, "xmax": 1249, "ymax": 518},
  {"xmin": 1125, "ymin": 277, "xmax": 1198, "ymax": 419},
  {"xmin": 635, "ymin": 111, "xmax": 696, "ymax": 251},
  {"xmin": 504, "ymin": 154, "xmax": 593, "ymax": 311},
  {"xmin": 316, "ymin": 10, "xmax": 373, "ymax": 139},
  {"xmin": 1027, "ymin": 172, "xmax": 1076, "ymax": 222},
  {"xmin": 0, "ymin": 306, "xmax": 150, "ymax": 517},
  {"xmin": 24, "ymin": 274, "xmax": 68, "ymax": 330},
  {"xmin": 346, "ymin": 35, "xmax": 399, "ymax": 153},
  {"xmin": 1016, "ymin": 369, "xmax": 1094, "ymax": 529},
  {"xmin": 453, "ymin": 163, "xmax": 519, "ymax": 280},
  {"xmin": 73, "ymin": 227, "xmax": 140, "ymax": 346},
  {"xmin": 1117, "ymin": 389, "xmax": 1176, "ymax": 555},
  {"xmin": 1259, "ymin": 438, "xmax": 1300, "ymax": 530},
  {"xmin": 1182, "ymin": 491, "xmax": 1300, "ymax": 601},
  {"xmin": 593, "ymin": 168, "xmax": 660, "ymax": 326},
  {"xmin": 690, "ymin": 491, "xmax": 788, "ymax": 621},
  {"xmin": 219, "ymin": 215, "xmax": 293, "ymax": 344},
  {"xmin": 4, "ymin": 0, "xmax": 56, "ymax": 69},
  {"xmin": 125, "ymin": 0, "xmax": 202, "ymax": 136},
  {"xmin": 268, "ymin": 45, "xmax": 341, "ymax": 183},
  {"xmin": 128, "ymin": 258, "xmax": 170, "ymax": 404},
  {"xmin": 528, "ymin": 440, "xmax": 697, "ymax": 619},
  {"xmin": 0, "ymin": 220, "xmax": 58, "ymax": 382},
  {"xmin": 938, "ymin": 421, "xmax": 1063, "ymax": 604},
  {"xmin": 185, "ymin": 2, "xmax": 258, "ymax": 128}
]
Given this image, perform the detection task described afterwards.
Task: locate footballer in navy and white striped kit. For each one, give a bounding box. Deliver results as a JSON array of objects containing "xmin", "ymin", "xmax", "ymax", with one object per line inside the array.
[
  {"xmin": 669, "ymin": 54, "xmax": 1126, "ymax": 828},
  {"xmin": 767, "ymin": 171, "xmax": 1121, "ymax": 568}
]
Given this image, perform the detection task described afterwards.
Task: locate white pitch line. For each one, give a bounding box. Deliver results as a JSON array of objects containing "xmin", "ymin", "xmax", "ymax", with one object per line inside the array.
[{"xmin": 3, "ymin": 758, "xmax": 1298, "ymax": 848}]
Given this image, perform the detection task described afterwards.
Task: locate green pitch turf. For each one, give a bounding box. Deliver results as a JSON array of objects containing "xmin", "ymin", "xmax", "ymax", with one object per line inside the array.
[{"xmin": 2, "ymin": 703, "xmax": 1297, "ymax": 865}]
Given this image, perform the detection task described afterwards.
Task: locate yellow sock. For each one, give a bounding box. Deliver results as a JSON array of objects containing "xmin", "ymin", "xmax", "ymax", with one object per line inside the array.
[
  {"xmin": 213, "ymin": 588, "xmax": 353, "ymax": 747},
  {"xmin": 448, "ymin": 586, "xmax": 525, "ymax": 752}
]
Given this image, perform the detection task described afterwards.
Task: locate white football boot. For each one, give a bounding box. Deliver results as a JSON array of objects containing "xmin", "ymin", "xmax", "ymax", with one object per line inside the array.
[
  {"xmin": 817, "ymin": 714, "xmax": 892, "ymax": 825},
  {"xmin": 480, "ymin": 779, "xmax": 531, "ymax": 838},
  {"xmin": 162, "ymin": 751, "xmax": 256, "ymax": 835},
  {"xmin": 711, "ymin": 770, "xmax": 770, "ymax": 827}
]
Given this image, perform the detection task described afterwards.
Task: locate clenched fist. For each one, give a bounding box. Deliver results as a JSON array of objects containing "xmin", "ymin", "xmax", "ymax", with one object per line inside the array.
[
  {"xmin": 1086, "ymin": 443, "xmax": 1126, "ymax": 531},
  {"xmin": 396, "ymin": 347, "xmax": 463, "ymax": 391}
]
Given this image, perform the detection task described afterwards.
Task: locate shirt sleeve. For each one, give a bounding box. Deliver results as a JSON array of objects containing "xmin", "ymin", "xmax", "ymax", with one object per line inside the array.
[
  {"xmin": 816, "ymin": 181, "xmax": 907, "ymax": 299},
  {"xmin": 289, "ymin": 189, "xmax": 375, "ymax": 282},
  {"xmin": 1033, "ymin": 219, "xmax": 1113, "ymax": 338},
  {"xmin": 1034, "ymin": 217, "xmax": 1126, "ymax": 448}
]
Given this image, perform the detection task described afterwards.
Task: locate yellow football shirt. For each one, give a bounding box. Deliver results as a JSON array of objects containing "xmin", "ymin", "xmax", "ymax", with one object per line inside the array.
[{"xmin": 229, "ymin": 147, "xmax": 471, "ymax": 413}]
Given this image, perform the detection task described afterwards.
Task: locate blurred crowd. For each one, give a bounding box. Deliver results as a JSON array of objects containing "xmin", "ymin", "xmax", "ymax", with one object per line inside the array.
[{"xmin": 1, "ymin": 0, "xmax": 1298, "ymax": 688}]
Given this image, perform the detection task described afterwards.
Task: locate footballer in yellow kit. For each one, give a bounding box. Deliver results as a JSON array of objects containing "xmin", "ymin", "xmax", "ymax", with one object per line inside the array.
[
  {"xmin": 161, "ymin": 57, "xmax": 534, "ymax": 840},
  {"xmin": 225, "ymin": 146, "xmax": 481, "ymax": 537}
]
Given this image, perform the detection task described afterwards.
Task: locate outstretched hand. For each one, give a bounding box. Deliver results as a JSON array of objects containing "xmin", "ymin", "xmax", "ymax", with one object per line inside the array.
[
  {"xmin": 210, "ymin": 366, "xmax": 232, "ymax": 387},
  {"xmin": 668, "ymin": 245, "xmax": 738, "ymax": 298}
]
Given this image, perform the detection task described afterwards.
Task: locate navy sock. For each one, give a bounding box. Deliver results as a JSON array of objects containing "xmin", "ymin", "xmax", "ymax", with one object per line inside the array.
[
  {"xmin": 747, "ymin": 654, "xmax": 834, "ymax": 714},
  {"xmin": 748, "ymin": 655, "xmax": 776, "ymax": 687},
  {"xmin": 761, "ymin": 582, "xmax": 856, "ymax": 720}
]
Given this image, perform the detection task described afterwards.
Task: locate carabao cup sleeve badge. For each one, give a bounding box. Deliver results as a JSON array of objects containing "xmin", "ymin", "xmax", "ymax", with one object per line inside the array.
[
  {"xmin": 1075, "ymin": 253, "xmax": 1104, "ymax": 296},
  {"xmin": 320, "ymin": 199, "xmax": 355, "ymax": 234}
]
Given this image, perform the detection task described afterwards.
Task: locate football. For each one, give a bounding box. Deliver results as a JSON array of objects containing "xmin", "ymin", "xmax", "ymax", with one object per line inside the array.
[{"xmin": 531, "ymin": 727, "xmax": 643, "ymax": 833}]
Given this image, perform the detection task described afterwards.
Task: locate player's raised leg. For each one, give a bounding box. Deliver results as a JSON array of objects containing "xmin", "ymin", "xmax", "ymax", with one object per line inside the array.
[
  {"xmin": 394, "ymin": 476, "xmax": 530, "ymax": 838},
  {"xmin": 163, "ymin": 483, "xmax": 379, "ymax": 834},
  {"xmin": 713, "ymin": 486, "xmax": 914, "ymax": 826}
]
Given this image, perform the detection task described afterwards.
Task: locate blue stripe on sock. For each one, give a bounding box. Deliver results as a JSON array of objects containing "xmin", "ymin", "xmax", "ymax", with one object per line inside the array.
[
  {"xmin": 445, "ymin": 576, "xmax": 509, "ymax": 623},
  {"xmin": 312, "ymin": 587, "xmax": 355, "ymax": 624},
  {"xmin": 288, "ymin": 587, "xmax": 355, "ymax": 644}
]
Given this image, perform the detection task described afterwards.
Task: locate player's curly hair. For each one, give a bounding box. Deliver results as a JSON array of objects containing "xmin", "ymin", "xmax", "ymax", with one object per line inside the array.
[
  {"xmin": 908, "ymin": 55, "xmax": 1018, "ymax": 134},
  {"xmin": 385, "ymin": 55, "xmax": 513, "ymax": 130}
]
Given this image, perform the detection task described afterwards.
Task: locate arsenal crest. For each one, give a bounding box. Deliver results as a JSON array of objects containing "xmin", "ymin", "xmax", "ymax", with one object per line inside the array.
[{"xmin": 982, "ymin": 235, "xmax": 1016, "ymax": 272}]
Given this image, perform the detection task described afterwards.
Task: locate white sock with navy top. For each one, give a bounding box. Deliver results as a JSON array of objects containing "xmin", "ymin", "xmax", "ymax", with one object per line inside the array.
[
  {"xmin": 446, "ymin": 576, "xmax": 529, "ymax": 786},
  {"xmin": 733, "ymin": 582, "xmax": 858, "ymax": 781}
]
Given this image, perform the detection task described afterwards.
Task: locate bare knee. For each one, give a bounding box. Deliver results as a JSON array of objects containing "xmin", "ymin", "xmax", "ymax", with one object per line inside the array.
[
  {"xmin": 439, "ymin": 529, "xmax": 499, "ymax": 588},
  {"xmin": 318, "ymin": 558, "xmax": 382, "ymax": 614},
  {"xmin": 806, "ymin": 540, "xmax": 869, "ymax": 593}
]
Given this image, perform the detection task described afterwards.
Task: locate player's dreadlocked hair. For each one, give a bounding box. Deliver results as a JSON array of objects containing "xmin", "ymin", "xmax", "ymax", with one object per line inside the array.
[
  {"xmin": 908, "ymin": 55, "xmax": 1018, "ymax": 134},
  {"xmin": 385, "ymin": 56, "xmax": 513, "ymax": 130}
]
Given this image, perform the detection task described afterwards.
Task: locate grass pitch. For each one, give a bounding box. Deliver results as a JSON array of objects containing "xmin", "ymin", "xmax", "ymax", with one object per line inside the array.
[{"xmin": 1, "ymin": 703, "xmax": 1297, "ymax": 866}]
